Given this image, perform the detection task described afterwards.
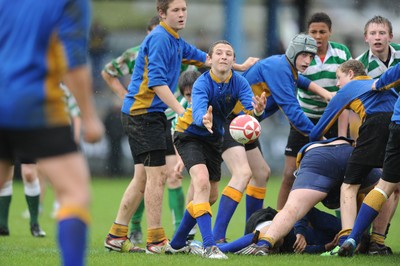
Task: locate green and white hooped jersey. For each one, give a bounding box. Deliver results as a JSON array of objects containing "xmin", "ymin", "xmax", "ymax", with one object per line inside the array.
[
  {"xmin": 297, "ymin": 41, "xmax": 352, "ymax": 119},
  {"xmin": 60, "ymin": 83, "xmax": 80, "ymax": 119},
  {"xmin": 103, "ymin": 45, "xmax": 140, "ymax": 78},
  {"xmin": 356, "ymin": 43, "xmax": 400, "ymax": 79}
]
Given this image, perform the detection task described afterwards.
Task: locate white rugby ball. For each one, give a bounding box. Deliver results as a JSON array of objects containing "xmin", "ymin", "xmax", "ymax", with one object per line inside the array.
[{"xmin": 229, "ymin": 114, "xmax": 261, "ymax": 144}]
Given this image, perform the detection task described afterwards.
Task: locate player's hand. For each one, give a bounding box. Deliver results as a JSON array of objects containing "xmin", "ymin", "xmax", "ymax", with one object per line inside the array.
[
  {"xmin": 293, "ymin": 234, "xmax": 307, "ymax": 253},
  {"xmin": 252, "ymin": 92, "xmax": 266, "ymax": 116},
  {"xmin": 324, "ymin": 91, "xmax": 336, "ymax": 103},
  {"xmin": 173, "ymin": 153, "xmax": 184, "ymax": 180},
  {"xmin": 82, "ymin": 115, "xmax": 104, "ymax": 143},
  {"xmin": 325, "ymin": 233, "xmax": 339, "ymax": 251},
  {"xmin": 203, "ymin": 105, "xmax": 213, "ymax": 133},
  {"xmin": 241, "ymin": 57, "xmax": 260, "ymax": 70},
  {"xmin": 372, "ymin": 79, "xmax": 378, "ymax": 90}
]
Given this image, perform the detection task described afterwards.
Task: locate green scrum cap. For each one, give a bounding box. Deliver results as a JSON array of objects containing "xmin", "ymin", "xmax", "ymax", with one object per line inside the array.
[{"xmin": 285, "ymin": 33, "xmax": 317, "ymax": 66}]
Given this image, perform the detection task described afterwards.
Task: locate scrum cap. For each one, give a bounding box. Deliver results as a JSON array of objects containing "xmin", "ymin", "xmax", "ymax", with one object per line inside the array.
[{"xmin": 285, "ymin": 34, "xmax": 317, "ymax": 66}]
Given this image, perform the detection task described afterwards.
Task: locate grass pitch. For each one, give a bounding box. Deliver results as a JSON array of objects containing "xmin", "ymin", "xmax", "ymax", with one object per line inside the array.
[{"xmin": 0, "ymin": 176, "xmax": 399, "ymax": 265}]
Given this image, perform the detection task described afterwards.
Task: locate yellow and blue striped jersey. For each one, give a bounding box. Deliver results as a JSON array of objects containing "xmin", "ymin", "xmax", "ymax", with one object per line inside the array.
[
  {"xmin": 0, "ymin": 0, "xmax": 90, "ymax": 129},
  {"xmin": 310, "ymin": 76, "xmax": 397, "ymax": 141},
  {"xmin": 122, "ymin": 22, "xmax": 206, "ymax": 116},
  {"xmin": 175, "ymin": 70, "xmax": 255, "ymax": 140},
  {"xmin": 239, "ymin": 55, "xmax": 314, "ymax": 136}
]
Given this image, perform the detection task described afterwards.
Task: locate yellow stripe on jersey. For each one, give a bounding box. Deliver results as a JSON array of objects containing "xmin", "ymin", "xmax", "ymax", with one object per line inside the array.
[
  {"xmin": 349, "ymin": 99, "xmax": 367, "ymax": 123},
  {"xmin": 232, "ymin": 82, "xmax": 271, "ymax": 115},
  {"xmin": 45, "ymin": 32, "xmax": 70, "ymax": 126},
  {"xmin": 130, "ymin": 56, "xmax": 153, "ymax": 115}
]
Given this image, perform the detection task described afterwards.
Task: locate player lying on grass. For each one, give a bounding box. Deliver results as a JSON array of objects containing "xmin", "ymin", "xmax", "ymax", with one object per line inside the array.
[
  {"xmin": 186, "ymin": 206, "xmax": 341, "ymax": 255},
  {"xmin": 233, "ymin": 137, "xmax": 382, "ymax": 255}
]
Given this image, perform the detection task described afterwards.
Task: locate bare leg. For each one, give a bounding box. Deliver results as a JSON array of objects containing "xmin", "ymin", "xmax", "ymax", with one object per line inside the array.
[
  {"xmin": 277, "ymin": 155, "xmax": 297, "ymax": 209},
  {"xmin": 262, "ymin": 189, "xmax": 326, "ymax": 243},
  {"xmin": 115, "ymin": 164, "xmax": 146, "ymax": 224},
  {"xmin": 144, "ymin": 165, "xmax": 167, "ymax": 230},
  {"xmin": 340, "ymin": 183, "xmax": 361, "ymax": 230}
]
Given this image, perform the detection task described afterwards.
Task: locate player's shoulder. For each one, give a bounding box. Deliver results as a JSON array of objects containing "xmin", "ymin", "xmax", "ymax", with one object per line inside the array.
[{"xmin": 390, "ymin": 43, "xmax": 400, "ymax": 50}]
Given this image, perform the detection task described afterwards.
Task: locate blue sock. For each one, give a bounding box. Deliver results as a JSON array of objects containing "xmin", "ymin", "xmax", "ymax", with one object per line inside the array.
[
  {"xmin": 58, "ymin": 218, "xmax": 87, "ymax": 266},
  {"xmin": 197, "ymin": 213, "xmax": 215, "ymax": 248},
  {"xmin": 348, "ymin": 203, "xmax": 379, "ymax": 243},
  {"xmin": 213, "ymin": 195, "xmax": 238, "ymax": 241},
  {"xmin": 257, "ymin": 239, "xmax": 272, "ymax": 247},
  {"xmin": 245, "ymin": 194, "xmax": 263, "ymax": 222},
  {"xmin": 218, "ymin": 233, "xmax": 254, "ymax": 253},
  {"xmin": 170, "ymin": 210, "xmax": 196, "ymax": 249}
]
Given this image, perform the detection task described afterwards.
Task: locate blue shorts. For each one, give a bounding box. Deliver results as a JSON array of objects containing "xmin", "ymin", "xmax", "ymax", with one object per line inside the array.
[{"xmin": 292, "ymin": 144, "xmax": 381, "ymax": 209}]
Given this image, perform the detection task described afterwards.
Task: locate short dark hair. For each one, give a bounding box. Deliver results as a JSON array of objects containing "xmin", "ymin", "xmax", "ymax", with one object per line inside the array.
[
  {"xmin": 307, "ymin": 12, "xmax": 332, "ymax": 31},
  {"xmin": 338, "ymin": 59, "xmax": 367, "ymax": 77},
  {"xmin": 147, "ymin": 15, "xmax": 160, "ymax": 31},
  {"xmin": 157, "ymin": 0, "xmax": 185, "ymax": 14},
  {"xmin": 178, "ymin": 70, "xmax": 201, "ymax": 95},
  {"xmin": 364, "ymin": 15, "xmax": 393, "ymax": 36},
  {"xmin": 207, "ymin": 40, "xmax": 235, "ymax": 57}
]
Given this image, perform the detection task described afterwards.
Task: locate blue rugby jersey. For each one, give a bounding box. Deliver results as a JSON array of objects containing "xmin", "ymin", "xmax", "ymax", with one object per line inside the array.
[
  {"xmin": 0, "ymin": 0, "xmax": 90, "ymax": 129},
  {"xmin": 122, "ymin": 21, "xmax": 206, "ymax": 116},
  {"xmin": 175, "ymin": 70, "xmax": 256, "ymax": 140},
  {"xmin": 237, "ymin": 55, "xmax": 314, "ymax": 136},
  {"xmin": 375, "ymin": 62, "xmax": 400, "ymax": 124},
  {"xmin": 310, "ymin": 76, "xmax": 397, "ymax": 141}
]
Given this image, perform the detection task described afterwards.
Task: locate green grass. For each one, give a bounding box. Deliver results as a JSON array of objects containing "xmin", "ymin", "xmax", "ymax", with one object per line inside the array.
[{"xmin": 0, "ymin": 176, "xmax": 399, "ymax": 265}]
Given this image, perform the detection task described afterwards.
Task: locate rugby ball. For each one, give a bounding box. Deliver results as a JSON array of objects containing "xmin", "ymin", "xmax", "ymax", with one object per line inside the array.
[{"xmin": 229, "ymin": 115, "xmax": 261, "ymax": 144}]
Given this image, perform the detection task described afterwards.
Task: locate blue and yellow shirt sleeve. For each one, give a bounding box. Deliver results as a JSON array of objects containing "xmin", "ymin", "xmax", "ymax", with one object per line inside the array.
[
  {"xmin": 58, "ymin": 0, "xmax": 91, "ymax": 69},
  {"xmin": 309, "ymin": 79, "xmax": 373, "ymax": 141},
  {"xmin": 265, "ymin": 61, "xmax": 314, "ymax": 135},
  {"xmin": 376, "ymin": 63, "xmax": 400, "ymax": 92}
]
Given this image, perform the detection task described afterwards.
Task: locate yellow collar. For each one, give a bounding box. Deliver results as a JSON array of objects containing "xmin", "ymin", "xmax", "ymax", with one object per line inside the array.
[
  {"xmin": 160, "ymin": 21, "xmax": 179, "ymax": 39},
  {"xmin": 210, "ymin": 70, "xmax": 232, "ymax": 83}
]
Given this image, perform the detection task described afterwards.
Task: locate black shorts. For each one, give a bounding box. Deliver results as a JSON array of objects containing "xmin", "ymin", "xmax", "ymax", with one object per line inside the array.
[
  {"xmin": 382, "ymin": 122, "xmax": 400, "ymax": 183},
  {"xmin": 122, "ymin": 112, "xmax": 167, "ymax": 166},
  {"xmin": 222, "ymin": 115, "xmax": 260, "ymax": 153},
  {"xmin": 0, "ymin": 126, "xmax": 78, "ymax": 162},
  {"xmin": 174, "ymin": 132, "xmax": 223, "ymax": 182},
  {"xmin": 344, "ymin": 113, "xmax": 392, "ymax": 184},
  {"xmin": 285, "ymin": 118, "xmax": 338, "ymax": 157}
]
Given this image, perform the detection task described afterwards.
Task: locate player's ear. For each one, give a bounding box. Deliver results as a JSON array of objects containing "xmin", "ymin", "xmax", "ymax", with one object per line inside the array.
[
  {"xmin": 206, "ymin": 54, "xmax": 211, "ymax": 63},
  {"xmin": 158, "ymin": 9, "xmax": 166, "ymax": 20},
  {"xmin": 348, "ymin": 69, "xmax": 355, "ymax": 79}
]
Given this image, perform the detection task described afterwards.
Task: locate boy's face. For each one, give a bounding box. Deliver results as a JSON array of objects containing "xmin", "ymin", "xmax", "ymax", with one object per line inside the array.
[
  {"xmin": 183, "ymin": 86, "xmax": 192, "ymax": 102},
  {"xmin": 295, "ymin": 53, "xmax": 314, "ymax": 73},
  {"xmin": 336, "ymin": 69, "xmax": 352, "ymax": 89},
  {"xmin": 364, "ymin": 23, "xmax": 393, "ymax": 55},
  {"xmin": 159, "ymin": 0, "xmax": 187, "ymax": 32},
  {"xmin": 308, "ymin": 22, "xmax": 331, "ymax": 53},
  {"xmin": 209, "ymin": 43, "xmax": 235, "ymax": 74}
]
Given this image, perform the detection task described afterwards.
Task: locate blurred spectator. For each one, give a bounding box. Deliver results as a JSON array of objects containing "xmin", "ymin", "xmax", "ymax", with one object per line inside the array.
[
  {"xmin": 104, "ymin": 98, "xmax": 124, "ymax": 177},
  {"xmin": 89, "ymin": 20, "xmax": 109, "ymax": 91}
]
